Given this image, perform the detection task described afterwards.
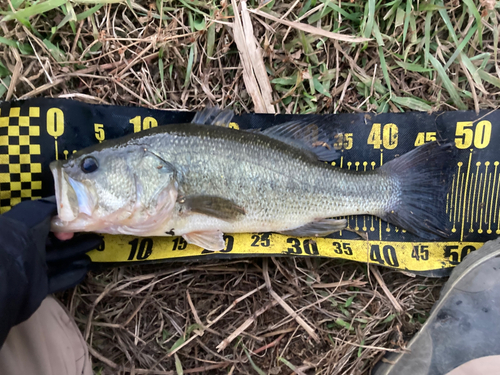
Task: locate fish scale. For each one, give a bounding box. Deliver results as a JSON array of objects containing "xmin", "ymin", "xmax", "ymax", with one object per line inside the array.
[
  {"xmin": 126, "ymin": 124, "xmax": 394, "ymax": 235},
  {"xmin": 50, "ymin": 113, "xmax": 455, "ymax": 251}
]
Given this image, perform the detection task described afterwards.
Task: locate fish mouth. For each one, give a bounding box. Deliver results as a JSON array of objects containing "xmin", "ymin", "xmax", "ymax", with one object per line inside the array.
[{"xmin": 50, "ymin": 160, "xmax": 95, "ymax": 225}]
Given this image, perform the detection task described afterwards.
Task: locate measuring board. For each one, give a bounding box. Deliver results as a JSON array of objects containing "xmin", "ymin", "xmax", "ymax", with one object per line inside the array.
[{"xmin": 0, "ymin": 98, "xmax": 498, "ymax": 277}]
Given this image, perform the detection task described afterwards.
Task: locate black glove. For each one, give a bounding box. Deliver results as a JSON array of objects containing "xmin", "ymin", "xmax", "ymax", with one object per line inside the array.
[{"xmin": 0, "ymin": 197, "xmax": 103, "ymax": 346}]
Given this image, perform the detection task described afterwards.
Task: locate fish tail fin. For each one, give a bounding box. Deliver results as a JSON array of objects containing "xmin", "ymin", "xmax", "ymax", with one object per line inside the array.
[{"xmin": 379, "ymin": 141, "xmax": 456, "ymax": 239}]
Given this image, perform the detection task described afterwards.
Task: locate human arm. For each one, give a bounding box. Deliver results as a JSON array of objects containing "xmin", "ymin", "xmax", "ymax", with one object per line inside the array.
[{"xmin": 0, "ymin": 198, "xmax": 102, "ymax": 346}]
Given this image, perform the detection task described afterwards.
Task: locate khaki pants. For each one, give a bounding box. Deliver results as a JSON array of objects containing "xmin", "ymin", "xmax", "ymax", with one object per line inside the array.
[
  {"xmin": 0, "ymin": 296, "xmax": 91, "ymax": 375},
  {"xmin": 446, "ymin": 356, "xmax": 500, "ymax": 375}
]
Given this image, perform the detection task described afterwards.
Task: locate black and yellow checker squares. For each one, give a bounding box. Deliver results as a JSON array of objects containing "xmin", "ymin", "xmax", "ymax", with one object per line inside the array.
[{"xmin": 0, "ymin": 106, "xmax": 42, "ymax": 213}]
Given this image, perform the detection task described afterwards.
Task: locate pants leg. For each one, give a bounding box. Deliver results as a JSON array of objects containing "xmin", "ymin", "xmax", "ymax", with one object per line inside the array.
[
  {"xmin": 0, "ymin": 296, "xmax": 91, "ymax": 375},
  {"xmin": 445, "ymin": 356, "xmax": 500, "ymax": 375}
]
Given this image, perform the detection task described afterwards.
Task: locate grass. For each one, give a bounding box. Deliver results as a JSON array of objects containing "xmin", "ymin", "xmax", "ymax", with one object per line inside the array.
[
  {"xmin": 1, "ymin": 0, "xmax": 500, "ymax": 373},
  {"xmin": 1, "ymin": 0, "xmax": 498, "ymax": 110}
]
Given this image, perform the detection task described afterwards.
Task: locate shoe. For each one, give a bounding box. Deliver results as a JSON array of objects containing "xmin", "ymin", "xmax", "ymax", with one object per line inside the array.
[{"xmin": 372, "ymin": 237, "xmax": 500, "ymax": 375}]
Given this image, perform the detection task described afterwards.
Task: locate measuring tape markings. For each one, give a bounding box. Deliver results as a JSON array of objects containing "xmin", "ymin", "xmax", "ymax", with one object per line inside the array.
[
  {"xmin": 87, "ymin": 234, "xmax": 482, "ymax": 271},
  {"xmin": 0, "ymin": 101, "xmax": 498, "ymax": 273}
]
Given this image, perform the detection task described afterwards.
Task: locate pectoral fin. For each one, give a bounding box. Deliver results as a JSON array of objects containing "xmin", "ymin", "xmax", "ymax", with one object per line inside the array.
[
  {"xmin": 183, "ymin": 195, "xmax": 245, "ymax": 221},
  {"xmin": 183, "ymin": 231, "xmax": 225, "ymax": 251},
  {"xmin": 279, "ymin": 219, "xmax": 347, "ymax": 237}
]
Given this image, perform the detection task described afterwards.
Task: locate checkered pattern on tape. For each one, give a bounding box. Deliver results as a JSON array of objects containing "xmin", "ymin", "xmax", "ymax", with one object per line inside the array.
[{"xmin": 0, "ymin": 106, "xmax": 42, "ymax": 213}]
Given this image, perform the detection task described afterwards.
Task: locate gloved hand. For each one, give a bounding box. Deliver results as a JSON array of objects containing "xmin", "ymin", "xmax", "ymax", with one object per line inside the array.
[{"xmin": 0, "ymin": 197, "xmax": 103, "ymax": 346}]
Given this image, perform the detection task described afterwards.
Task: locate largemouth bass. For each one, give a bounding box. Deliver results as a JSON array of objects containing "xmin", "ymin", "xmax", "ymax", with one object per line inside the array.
[{"xmin": 50, "ymin": 108, "xmax": 454, "ymax": 250}]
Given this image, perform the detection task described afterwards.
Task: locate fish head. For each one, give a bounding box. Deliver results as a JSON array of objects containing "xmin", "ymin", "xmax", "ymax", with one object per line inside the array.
[
  {"xmin": 50, "ymin": 145, "xmax": 140, "ymax": 232},
  {"xmin": 50, "ymin": 142, "xmax": 177, "ymax": 234}
]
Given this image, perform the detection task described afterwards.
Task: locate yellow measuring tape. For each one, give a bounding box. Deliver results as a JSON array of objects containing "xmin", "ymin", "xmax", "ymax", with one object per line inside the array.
[
  {"xmin": 0, "ymin": 100, "xmax": 498, "ymax": 276},
  {"xmin": 88, "ymin": 234, "xmax": 483, "ymax": 274}
]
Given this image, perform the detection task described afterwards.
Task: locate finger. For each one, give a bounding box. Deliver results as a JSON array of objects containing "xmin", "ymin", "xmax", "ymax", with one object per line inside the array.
[
  {"xmin": 54, "ymin": 232, "xmax": 74, "ymax": 241},
  {"xmin": 3, "ymin": 198, "xmax": 57, "ymax": 228},
  {"xmin": 46, "ymin": 233, "xmax": 103, "ymax": 263},
  {"xmin": 47, "ymin": 257, "xmax": 91, "ymax": 294}
]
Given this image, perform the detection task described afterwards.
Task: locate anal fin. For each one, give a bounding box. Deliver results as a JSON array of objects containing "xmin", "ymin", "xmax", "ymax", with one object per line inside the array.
[
  {"xmin": 183, "ymin": 231, "xmax": 225, "ymax": 251},
  {"xmin": 279, "ymin": 219, "xmax": 347, "ymax": 237}
]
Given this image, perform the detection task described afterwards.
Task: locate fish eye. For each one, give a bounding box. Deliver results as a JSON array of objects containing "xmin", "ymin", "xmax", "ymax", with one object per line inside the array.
[{"xmin": 81, "ymin": 156, "xmax": 99, "ymax": 173}]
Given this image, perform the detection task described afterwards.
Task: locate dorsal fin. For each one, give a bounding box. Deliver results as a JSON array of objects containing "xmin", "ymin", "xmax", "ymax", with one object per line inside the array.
[
  {"xmin": 192, "ymin": 107, "xmax": 234, "ymax": 127},
  {"xmin": 193, "ymin": 108, "xmax": 339, "ymax": 161},
  {"xmin": 260, "ymin": 120, "xmax": 339, "ymax": 161}
]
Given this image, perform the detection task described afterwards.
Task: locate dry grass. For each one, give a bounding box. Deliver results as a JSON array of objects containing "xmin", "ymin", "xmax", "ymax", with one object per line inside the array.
[
  {"xmin": 1, "ymin": 0, "xmax": 498, "ymax": 112},
  {"xmin": 58, "ymin": 258, "xmax": 443, "ymax": 374},
  {"xmin": 1, "ymin": 0, "xmax": 500, "ymax": 373}
]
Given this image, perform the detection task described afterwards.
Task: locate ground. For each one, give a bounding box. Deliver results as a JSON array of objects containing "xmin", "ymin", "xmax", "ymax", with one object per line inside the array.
[{"xmin": 1, "ymin": 0, "xmax": 499, "ymax": 373}]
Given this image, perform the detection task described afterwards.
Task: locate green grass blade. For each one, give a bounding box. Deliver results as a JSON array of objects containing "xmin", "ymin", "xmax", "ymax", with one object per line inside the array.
[
  {"xmin": 183, "ymin": 44, "xmax": 195, "ymax": 88},
  {"xmin": 469, "ymin": 53, "xmax": 491, "ymax": 62},
  {"xmin": 174, "ymin": 354, "xmax": 184, "ymax": 375},
  {"xmin": 402, "ymin": 0, "xmax": 411, "ymax": 47},
  {"xmin": 0, "ymin": 77, "xmax": 12, "ymax": 98},
  {"xmin": 383, "ymin": 0, "xmax": 402, "ymax": 21},
  {"xmin": 462, "ymin": 0, "xmax": 482, "ymax": 46},
  {"xmin": 423, "ymin": 0, "xmax": 433, "ymax": 67},
  {"xmin": 345, "ymin": 295, "xmax": 355, "ymax": 308},
  {"xmin": 0, "ymin": 62, "xmax": 10, "ymax": 77},
  {"xmin": 0, "ymin": 37, "xmax": 18, "ymax": 48},
  {"xmin": 313, "ymin": 76, "xmax": 331, "ymax": 98},
  {"xmin": 378, "ymin": 46, "xmax": 392, "ymax": 95},
  {"xmin": 206, "ymin": 23, "xmax": 215, "ymax": 65},
  {"xmin": 298, "ymin": 0, "xmax": 313, "ymax": 18},
  {"xmin": 352, "ymin": 69, "xmax": 386, "ymax": 95},
  {"xmin": 437, "ymin": 0, "xmax": 459, "ymax": 44},
  {"xmin": 43, "ymin": 39, "xmax": 66, "ymax": 62},
  {"xmin": 371, "ymin": 21, "xmax": 384, "ymax": 47},
  {"xmin": 307, "ymin": 6, "xmax": 332, "ymax": 24},
  {"xmin": 178, "ymin": 0, "xmax": 209, "ymax": 17},
  {"xmin": 58, "ymin": 2, "xmax": 77, "ymax": 32},
  {"xmin": 363, "ymin": 0, "xmax": 376, "ymax": 38},
  {"xmin": 299, "ymin": 32, "xmax": 319, "ymax": 66},
  {"xmin": 428, "ymin": 54, "xmax": 467, "ymax": 109},
  {"xmin": 443, "ymin": 23, "xmax": 477, "ymax": 70},
  {"xmin": 10, "ymin": 0, "xmax": 23, "ymax": 8},
  {"xmin": 76, "ymin": 4, "xmax": 104, "ymax": 21},
  {"xmin": 243, "ymin": 348, "xmax": 266, "ymax": 375},
  {"xmin": 382, "ymin": 314, "xmax": 397, "ymax": 324},
  {"xmin": 2, "ymin": 0, "xmax": 67, "ymax": 21},
  {"xmin": 478, "ymin": 70, "xmax": 500, "ymax": 90},
  {"xmin": 72, "ymin": 0, "xmax": 124, "ymax": 4},
  {"xmin": 272, "ymin": 76, "xmax": 297, "ymax": 85},
  {"xmin": 357, "ymin": 339, "xmax": 365, "ymax": 357},
  {"xmin": 193, "ymin": 16, "xmax": 206, "ymax": 31},
  {"xmin": 158, "ymin": 49, "xmax": 166, "ymax": 98},
  {"xmin": 395, "ymin": 60, "xmax": 433, "ymax": 72},
  {"xmin": 459, "ymin": 52, "xmax": 485, "ymax": 91},
  {"xmin": 391, "ymin": 96, "xmax": 432, "ymax": 111},
  {"xmin": 279, "ymin": 357, "xmax": 299, "ymax": 371},
  {"xmin": 335, "ymin": 318, "xmax": 354, "ymax": 331},
  {"xmin": 169, "ymin": 336, "xmax": 186, "ymax": 353},
  {"xmin": 324, "ymin": 1, "xmax": 361, "ymax": 22},
  {"xmin": 492, "ymin": 11, "xmax": 499, "ymax": 71}
]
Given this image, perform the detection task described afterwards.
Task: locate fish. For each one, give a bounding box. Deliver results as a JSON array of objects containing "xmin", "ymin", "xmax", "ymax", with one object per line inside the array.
[{"xmin": 50, "ymin": 107, "xmax": 455, "ymax": 251}]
